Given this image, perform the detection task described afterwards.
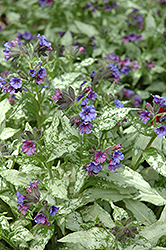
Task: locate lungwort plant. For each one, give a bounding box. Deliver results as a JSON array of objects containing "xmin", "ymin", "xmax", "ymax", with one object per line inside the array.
[{"xmin": 0, "ymin": 0, "xmax": 166, "ymax": 250}]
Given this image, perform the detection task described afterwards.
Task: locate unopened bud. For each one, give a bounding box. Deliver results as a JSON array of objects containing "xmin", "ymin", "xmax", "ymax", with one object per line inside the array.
[{"xmin": 79, "ymin": 47, "xmax": 85, "ymax": 53}]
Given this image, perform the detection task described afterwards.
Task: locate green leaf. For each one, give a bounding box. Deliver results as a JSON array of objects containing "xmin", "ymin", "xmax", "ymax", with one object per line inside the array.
[
  {"xmin": 0, "ymin": 170, "xmax": 34, "ymax": 187},
  {"xmin": 29, "ymin": 224, "xmax": 54, "ymax": 250},
  {"xmin": 58, "ymin": 227, "xmax": 114, "ymax": 249},
  {"xmin": 52, "ymin": 72, "xmax": 82, "ymax": 90},
  {"xmin": 74, "ymin": 58, "xmax": 96, "ymax": 70},
  {"xmin": 0, "ymin": 127, "xmax": 20, "ymax": 140},
  {"xmin": 140, "ymin": 206, "xmax": 166, "ymax": 246},
  {"xmin": 110, "ymin": 202, "xmax": 128, "ymax": 221},
  {"xmin": 99, "ymin": 165, "xmax": 166, "ymax": 206},
  {"xmin": 0, "ymin": 214, "xmax": 10, "ymax": 237},
  {"xmin": 143, "ymin": 148, "xmax": 166, "ymax": 177},
  {"xmin": 10, "ymin": 226, "xmax": 35, "ymax": 244},
  {"xmin": 44, "ymin": 178, "xmax": 68, "ymax": 200},
  {"xmin": 66, "ymin": 211, "xmax": 83, "ymax": 231},
  {"xmin": 60, "ymin": 30, "xmax": 73, "ymax": 46},
  {"xmin": 74, "ymin": 20, "xmax": 99, "ymax": 37},
  {"xmin": 0, "ymin": 99, "xmax": 11, "ymax": 125},
  {"xmin": 96, "ymin": 107, "xmax": 136, "ymax": 131},
  {"xmin": 124, "ymin": 199, "xmax": 156, "ymax": 225},
  {"xmin": 81, "ymin": 203, "xmax": 114, "ymax": 229},
  {"xmin": 145, "ymin": 13, "xmax": 156, "ymax": 32}
]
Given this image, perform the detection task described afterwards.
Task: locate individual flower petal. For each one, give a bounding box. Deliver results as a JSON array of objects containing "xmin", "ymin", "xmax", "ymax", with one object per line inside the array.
[
  {"xmin": 114, "ymin": 99, "xmax": 124, "ymax": 107},
  {"xmin": 9, "ymin": 77, "xmax": 22, "ymax": 89},
  {"xmin": 79, "ymin": 104, "xmax": 97, "ymax": 122},
  {"xmin": 139, "ymin": 111, "xmax": 151, "ymax": 124},
  {"xmin": 94, "ymin": 151, "xmax": 106, "ymax": 163},
  {"xmin": 78, "ymin": 122, "xmax": 93, "ymax": 134},
  {"xmin": 86, "ymin": 161, "xmax": 103, "ymax": 175},
  {"xmin": 52, "ymin": 88, "xmax": 62, "ymax": 101},
  {"xmin": 34, "ymin": 212, "xmax": 50, "ymax": 226},
  {"xmin": 108, "ymin": 160, "xmax": 121, "ymax": 172},
  {"xmin": 112, "ymin": 150, "xmax": 124, "ymax": 163},
  {"xmin": 21, "ymin": 140, "xmax": 36, "ymax": 155},
  {"xmin": 154, "ymin": 125, "xmax": 166, "ymax": 138},
  {"xmin": 50, "ymin": 205, "xmax": 59, "ymax": 216}
]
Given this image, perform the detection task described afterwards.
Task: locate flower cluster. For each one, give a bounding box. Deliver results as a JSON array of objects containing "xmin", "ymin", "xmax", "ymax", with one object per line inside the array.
[
  {"xmin": 35, "ymin": 34, "xmax": 52, "ymax": 56},
  {"xmin": 126, "ymin": 7, "xmax": 144, "ymax": 30},
  {"xmin": 107, "ymin": 149, "xmax": 124, "ymax": 172},
  {"xmin": 67, "ymin": 84, "xmax": 98, "ymax": 134},
  {"xmin": 15, "ymin": 181, "xmax": 40, "ymax": 215},
  {"xmin": 15, "ymin": 180, "xmax": 59, "ymax": 226},
  {"xmin": 85, "ymin": 144, "xmax": 124, "ymax": 175},
  {"xmin": 3, "ymin": 38, "xmax": 23, "ymax": 61},
  {"xmin": 38, "ymin": 0, "xmax": 53, "ymax": 7},
  {"xmin": 122, "ymin": 33, "xmax": 142, "ymax": 42},
  {"xmin": 21, "ymin": 127, "xmax": 42, "ymax": 155},
  {"xmin": 117, "ymin": 88, "xmax": 142, "ymax": 108},
  {"xmin": 17, "ymin": 31, "xmax": 35, "ymax": 41},
  {"xmin": 112, "ymin": 217, "xmax": 139, "ymax": 243},
  {"xmin": 138, "ymin": 95, "xmax": 166, "ymax": 138},
  {"xmin": 0, "ymin": 76, "xmax": 22, "ymax": 95},
  {"xmin": 106, "ymin": 53, "xmax": 139, "ymax": 74}
]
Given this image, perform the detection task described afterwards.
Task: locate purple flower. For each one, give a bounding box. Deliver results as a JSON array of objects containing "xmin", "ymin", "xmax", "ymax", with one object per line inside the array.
[
  {"xmin": 88, "ymin": 91, "xmax": 98, "ymax": 101},
  {"xmin": 136, "ymin": 34, "xmax": 142, "ymax": 41},
  {"xmin": 120, "ymin": 66, "xmax": 131, "ymax": 75},
  {"xmin": 147, "ymin": 62, "xmax": 154, "ymax": 68},
  {"xmin": 112, "ymin": 150, "xmax": 124, "ymax": 163},
  {"xmin": 103, "ymin": 6, "xmax": 111, "ymax": 11},
  {"xmin": 122, "ymin": 36, "xmax": 129, "ymax": 43},
  {"xmin": 18, "ymin": 205, "xmax": 29, "ymax": 215},
  {"xmin": 3, "ymin": 38, "xmax": 22, "ymax": 61},
  {"xmin": 77, "ymin": 94, "xmax": 85, "ymax": 101},
  {"xmin": 58, "ymin": 31, "xmax": 66, "ymax": 37},
  {"xmin": 133, "ymin": 60, "xmax": 139, "ymax": 70},
  {"xmin": 15, "ymin": 191, "xmax": 26, "ymax": 206},
  {"xmin": 80, "ymin": 98, "xmax": 89, "ymax": 107},
  {"xmin": 79, "ymin": 105, "xmax": 97, "ymax": 122},
  {"xmin": 29, "ymin": 69, "xmax": 36, "ymax": 77},
  {"xmin": 34, "ymin": 212, "xmax": 50, "ymax": 226},
  {"xmin": 122, "ymin": 88, "xmax": 134, "ymax": 98},
  {"xmin": 86, "ymin": 161, "xmax": 103, "ymax": 175},
  {"xmin": 28, "ymin": 180, "xmax": 39, "ymax": 190},
  {"xmin": 137, "ymin": 14, "xmax": 143, "ymax": 24},
  {"xmin": 38, "ymin": 0, "xmax": 47, "ymax": 7},
  {"xmin": 128, "ymin": 33, "xmax": 137, "ymax": 41},
  {"xmin": 108, "ymin": 62, "xmax": 121, "ymax": 81},
  {"xmin": 22, "ymin": 31, "xmax": 33, "ymax": 40},
  {"xmin": 21, "ymin": 140, "xmax": 36, "ymax": 155},
  {"xmin": 123, "ymin": 57, "xmax": 131, "ymax": 66},
  {"xmin": 37, "ymin": 34, "xmax": 49, "ymax": 47},
  {"xmin": 152, "ymin": 95, "xmax": 166, "ymax": 106},
  {"xmin": 78, "ymin": 122, "xmax": 93, "ymax": 134},
  {"xmin": 114, "ymin": 99, "xmax": 124, "ymax": 107},
  {"xmin": 154, "ymin": 126, "xmax": 166, "ymax": 138},
  {"xmin": 94, "ymin": 151, "xmax": 106, "ymax": 163},
  {"xmin": 9, "ymin": 77, "xmax": 22, "ymax": 89},
  {"xmin": 35, "ymin": 68, "xmax": 47, "ymax": 84},
  {"xmin": 52, "ymin": 88, "xmax": 62, "ymax": 101},
  {"xmin": 108, "ymin": 160, "xmax": 121, "ymax": 172},
  {"xmin": 139, "ymin": 111, "xmax": 151, "ymax": 124},
  {"xmin": 91, "ymin": 71, "xmax": 96, "ymax": 78},
  {"xmin": 50, "ymin": 205, "xmax": 59, "ymax": 216}
]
